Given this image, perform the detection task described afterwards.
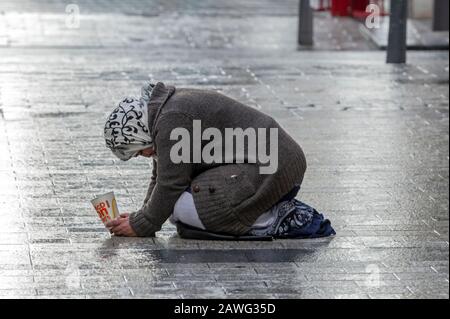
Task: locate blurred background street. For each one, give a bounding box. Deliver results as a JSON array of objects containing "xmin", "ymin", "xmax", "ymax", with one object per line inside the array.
[{"xmin": 0, "ymin": 0, "xmax": 448, "ymax": 298}]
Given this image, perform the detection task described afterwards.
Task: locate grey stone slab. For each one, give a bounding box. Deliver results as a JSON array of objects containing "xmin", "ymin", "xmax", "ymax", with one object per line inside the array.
[
  {"xmin": 0, "ymin": 289, "xmax": 37, "ymax": 297},
  {"xmin": 360, "ymin": 17, "xmax": 449, "ymax": 50}
]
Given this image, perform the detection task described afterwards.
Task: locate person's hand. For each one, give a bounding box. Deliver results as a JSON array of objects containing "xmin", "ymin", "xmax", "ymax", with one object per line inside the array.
[{"xmin": 105, "ymin": 213, "xmax": 138, "ymax": 237}]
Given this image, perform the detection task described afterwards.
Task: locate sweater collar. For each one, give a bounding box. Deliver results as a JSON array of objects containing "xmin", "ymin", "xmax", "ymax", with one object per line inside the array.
[{"xmin": 147, "ymin": 82, "xmax": 176, "ymax": 138}]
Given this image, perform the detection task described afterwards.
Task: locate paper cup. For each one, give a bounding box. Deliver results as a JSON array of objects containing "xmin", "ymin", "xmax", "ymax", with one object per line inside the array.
[{"xmin": 91, "ymin": 191, "xmax": 119, "ymax": 225}]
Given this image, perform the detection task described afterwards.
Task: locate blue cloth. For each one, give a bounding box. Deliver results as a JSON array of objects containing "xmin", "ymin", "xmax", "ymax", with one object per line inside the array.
[{"xmin": 249, "ymin": 199, "xmax": 336, "ymax": 239}]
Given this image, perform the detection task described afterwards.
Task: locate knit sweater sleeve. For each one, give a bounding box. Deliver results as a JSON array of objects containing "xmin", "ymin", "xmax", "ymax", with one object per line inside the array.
[
  {"xmin": 141, "ymin": 159, "xmax": 157, "ymax": 207},
  {"xmin": 129, "ymin": 113, "xmax": 193, "ymax": 236}
]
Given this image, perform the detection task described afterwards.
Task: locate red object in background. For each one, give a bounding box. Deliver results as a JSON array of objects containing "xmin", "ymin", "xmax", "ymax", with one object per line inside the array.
[
  {"xmin": 351, "ymin": 0, "xmax": 370, "ymax": 13},
  {"xmin": 331, "ymin": 0, "xmax": 387, "ymax": 18},
  {"xmin": 331, "ymin": 0, "xmax": 351, "ymax": 16},
  {"xmin": 352, "ymin": 0, "xmax": 386, "ymax": 19},
  {"xmin": 352, "ymin": 0, "xmax": 388, "ymax": 19}
]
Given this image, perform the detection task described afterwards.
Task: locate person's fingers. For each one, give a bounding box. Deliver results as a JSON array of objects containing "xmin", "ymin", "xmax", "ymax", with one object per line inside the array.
[
  {"xmin": 116, "ymin": 228, "xmax": 131, "ymax": 236},
  {"xmin": 112, "ymin": 223, "xmax": 129, "ymax": 235},
  {"xmin": 109, "ymin": 217, "xmax": 134, "ymax": 236},
  {"xmin": 113, "ymin": 228, "xmax": 124, "ymax": 236},
  {"xmin": 105, "ymin": 217, "xmax": 121, "ymax": 228},
  {"xmin": 114, "ymin": 225, "xmax": 134, "ymax": 237},
  {"xmin": 120, "ymin": 213, "xmax": 130, "ymax": 218},
  {"xmin": 110, "ymin": 222, "xmax": 125, "ymax": 233}
]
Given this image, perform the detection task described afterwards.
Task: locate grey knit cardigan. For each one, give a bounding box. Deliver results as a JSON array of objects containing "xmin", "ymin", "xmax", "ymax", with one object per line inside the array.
[{"xmin": 129, "ymin": 82, "xmax": 307, "ymax": 236}]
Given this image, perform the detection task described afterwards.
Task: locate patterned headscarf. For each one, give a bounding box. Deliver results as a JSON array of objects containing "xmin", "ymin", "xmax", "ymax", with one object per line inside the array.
[{"xmin": 104, "ymin": 83, "xmax": 155, "ymax": 161}]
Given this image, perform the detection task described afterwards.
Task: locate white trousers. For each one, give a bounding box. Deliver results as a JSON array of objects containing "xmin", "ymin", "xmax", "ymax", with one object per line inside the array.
[
  {"xmin": 170, "ymin": 191, "xmax": 277, "ymax": 230},
  {"xmin": 170, "ymin": 191, "xmax": 206, "ymax": 229}
]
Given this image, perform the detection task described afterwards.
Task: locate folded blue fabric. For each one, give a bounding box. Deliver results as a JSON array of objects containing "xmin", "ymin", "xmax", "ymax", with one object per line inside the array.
[{"xmin": 249, "ymin": 199, "xmax": 336, "ymax": 239}]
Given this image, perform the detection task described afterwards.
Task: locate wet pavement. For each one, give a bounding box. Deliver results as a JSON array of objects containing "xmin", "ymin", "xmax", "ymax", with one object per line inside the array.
[
  {"xmin": 0, "ymin": 0, "xmax": 449, "ymax": 299},
  {"xmin": 360, "ymin": 17, "xmax": 449, "ymax": 50}
]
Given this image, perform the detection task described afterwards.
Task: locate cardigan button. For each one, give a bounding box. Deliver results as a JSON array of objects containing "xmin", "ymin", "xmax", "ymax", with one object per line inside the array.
[
  {"xmin": 208, "ymin": 186, "xmax": 216, "ymax": 193},
  {"xmin": 193, "ymin": 185, "xmax": 200, "ymax": 193}
]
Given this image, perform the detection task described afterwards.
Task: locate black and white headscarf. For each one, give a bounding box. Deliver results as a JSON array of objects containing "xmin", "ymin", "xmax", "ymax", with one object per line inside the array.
[{"xmin": 104, "ymin": 83, "xmax": 155, "ymax": 161}]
